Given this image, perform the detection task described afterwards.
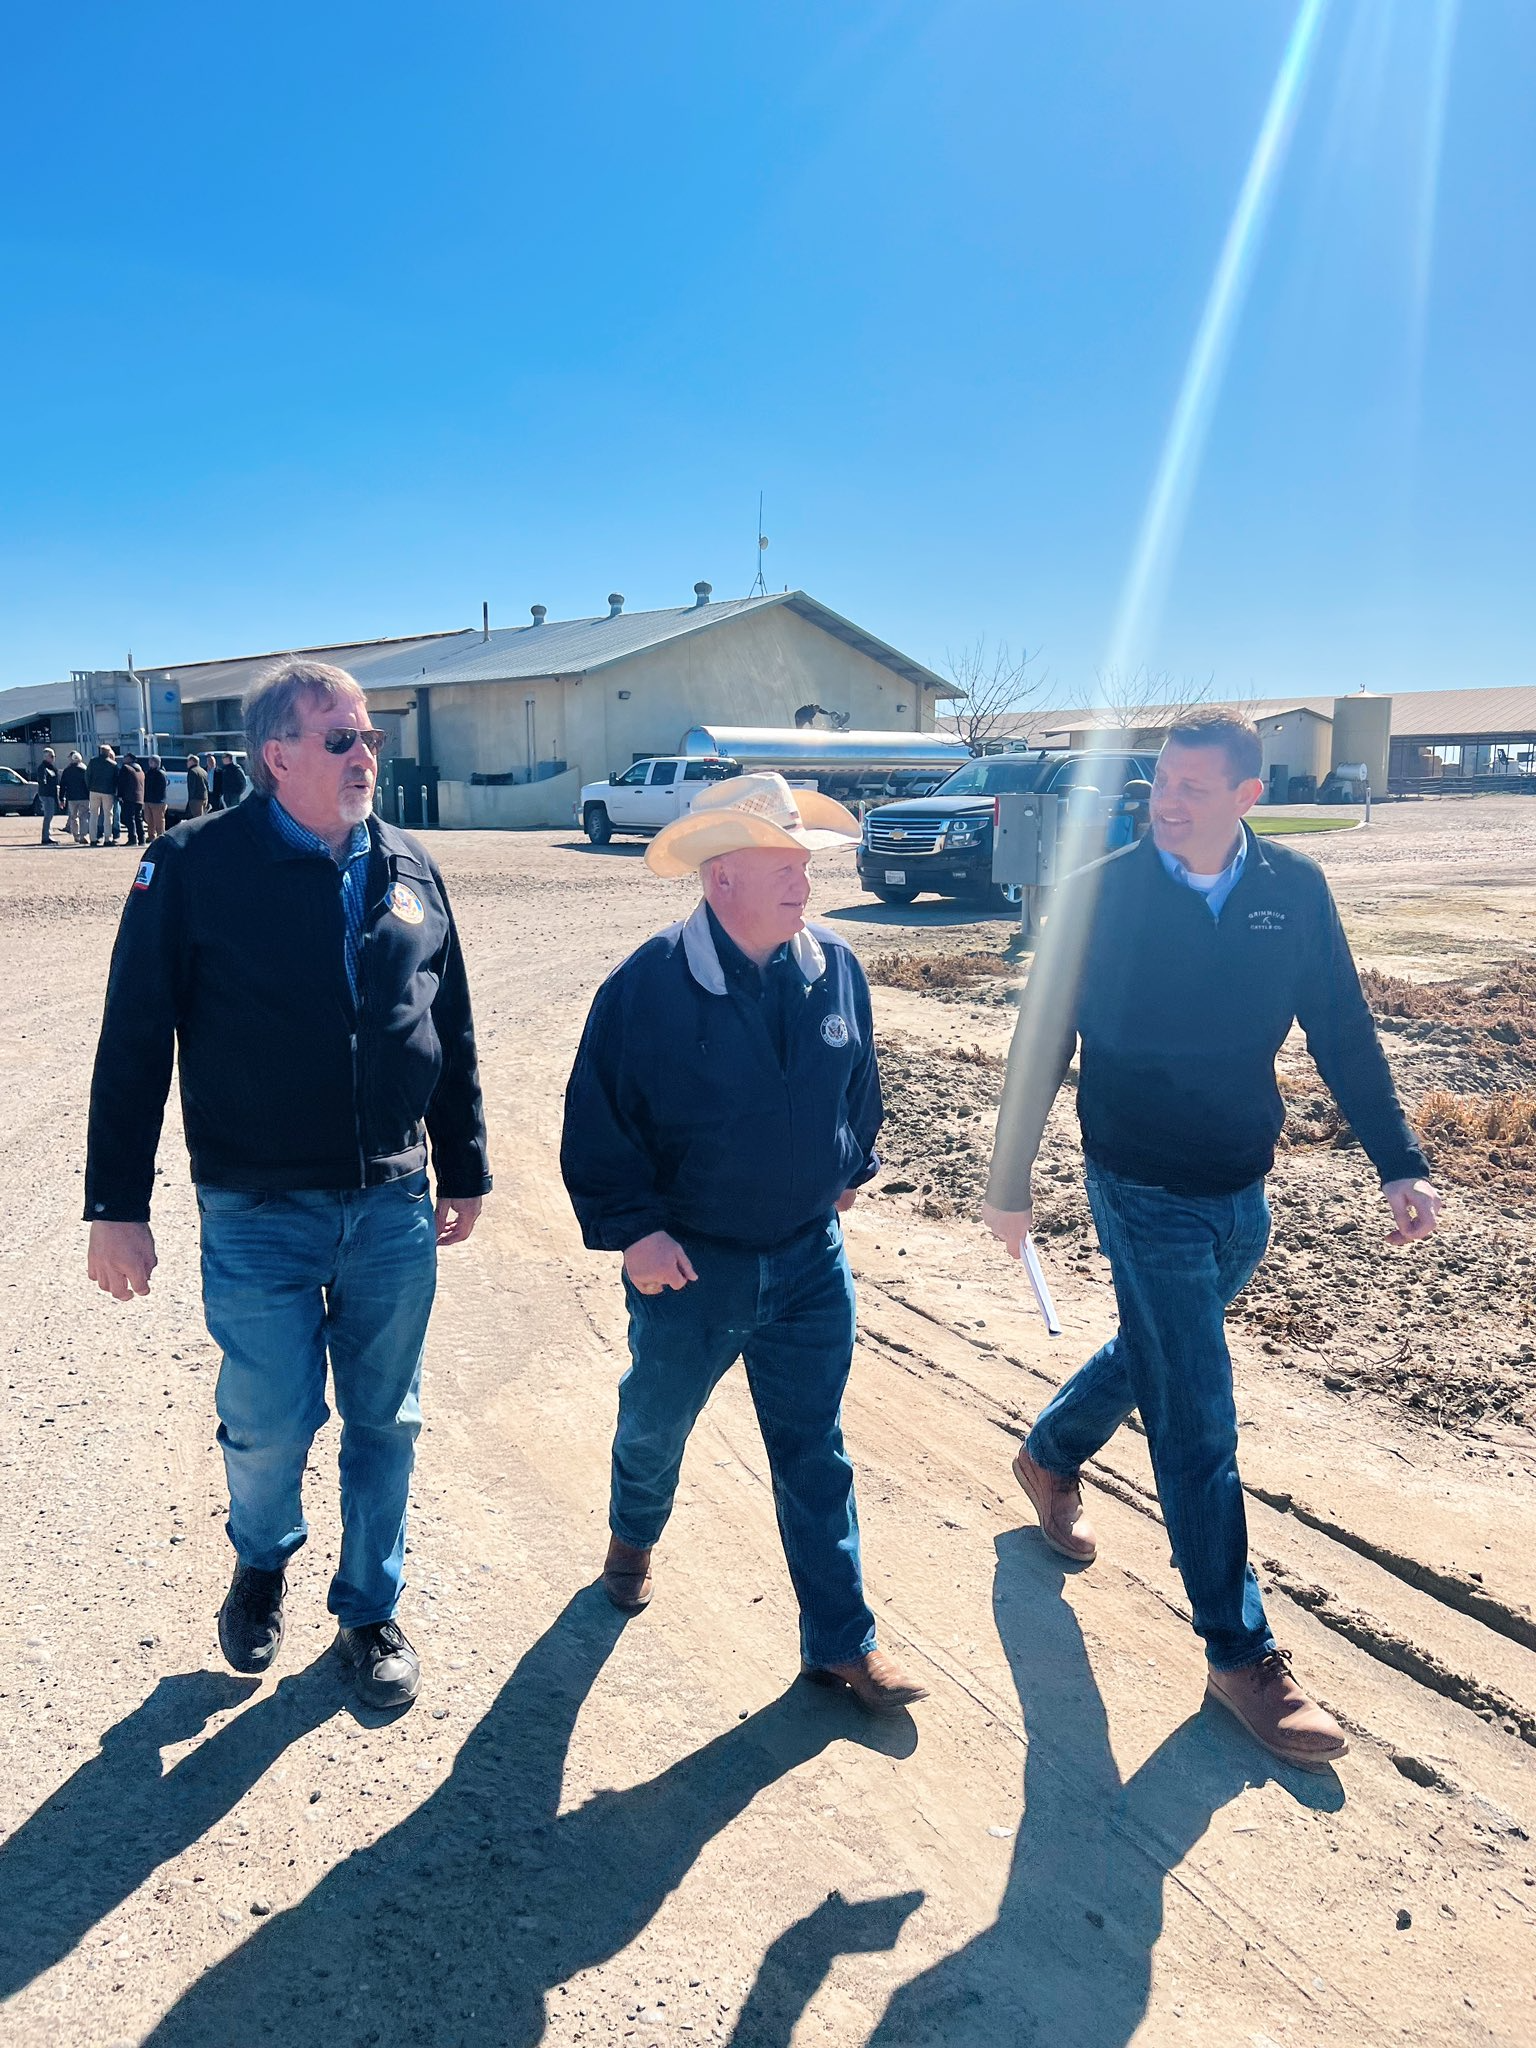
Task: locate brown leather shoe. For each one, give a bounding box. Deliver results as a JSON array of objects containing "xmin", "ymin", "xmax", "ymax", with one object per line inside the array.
[
  {"xmin": 803, "ymin": 1648, "xmax": 929, "ymax": 1715},
  {"xmin": 601, "ymin": 1535, "xmax": 653, "ymax": 1612},
  {"xmin": 1012, "ymin": 1444, "xmax": 1098, "ymax": 1563},
  {"xmin": 1205, "ymin": 1650, "xmax": 1349, "ymax": 1770}
]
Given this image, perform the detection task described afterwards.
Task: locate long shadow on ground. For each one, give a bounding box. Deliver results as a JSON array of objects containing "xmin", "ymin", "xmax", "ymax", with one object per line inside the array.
[
  {"xmin": 868, "ymin": 1531, "xmax": 1344, "ymax": 2046},
  {"xmin": 0, "ymin": 1657, "xmax": 342, "ymax": 2002},
  {"xmin": 142, "ymin": 1587, "xmax": 920, "ymax": 2047}
]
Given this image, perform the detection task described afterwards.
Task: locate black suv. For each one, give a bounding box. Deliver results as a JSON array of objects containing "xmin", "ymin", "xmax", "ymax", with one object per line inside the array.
[{"xmin": 857, "ymin": 750, "xmax": 1156, "ymax": 905}]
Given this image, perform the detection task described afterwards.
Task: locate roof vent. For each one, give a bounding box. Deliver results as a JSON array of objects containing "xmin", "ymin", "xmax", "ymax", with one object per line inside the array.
[
  {"xmin": 530, "ymin": 604, "xmax": 547, "ymax": 625},
  {"xmin": 693, "ymin": 580, "xmax": 713, "ymax": 607},
  {"xmin": 608, "ymin": 592, "xmax": 625, "ymax": 617}
]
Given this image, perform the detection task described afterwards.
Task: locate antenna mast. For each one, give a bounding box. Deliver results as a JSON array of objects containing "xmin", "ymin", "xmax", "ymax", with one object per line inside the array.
[{"xmin": 749, "ymin": 492, "xmax": 770, "ymax": 597}]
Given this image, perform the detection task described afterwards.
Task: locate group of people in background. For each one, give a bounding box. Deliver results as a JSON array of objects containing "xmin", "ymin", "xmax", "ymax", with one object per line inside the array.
[{"xmin": 33, "ymin": 743, "xmax": 248, "ymax": 847}]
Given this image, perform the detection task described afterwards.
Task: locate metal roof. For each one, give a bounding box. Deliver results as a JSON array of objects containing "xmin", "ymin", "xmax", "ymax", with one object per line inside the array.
[
  {"xmin": 0, "ymin": 631, "xmax": 461, "ymax": 731},
  {"xmin": 0, "ymin": 680, "xmax": 75, "ymax": 730},
  {"xmin": 355, "ymin": 591, "xmax": 954, "ymax": 695},
  {"xmin": 1374, "ymin": 686, "xmax": 1536, "ymax": 737},
  {"xmin": 942, "ymin": 685, "xmax": 1536, "ymax": 745},
  {"xmin": 137, "ymin": 631, "xmax": 463, "ymax": 701},
  {"xmin": 0, "ymin": 594, "xmax": 951, "ymax": 733}
]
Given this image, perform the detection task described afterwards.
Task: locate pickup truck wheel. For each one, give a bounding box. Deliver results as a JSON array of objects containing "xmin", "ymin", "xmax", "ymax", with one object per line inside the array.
[
  {"xmin": 870, "ymin": 883, "xmax": 919, "ymax": 905},
  {"xmin": 583, "ymin": 803, "xmax": 613, "ymax": 846},
  {"xmin": 985, "ymin": 880, "xmax": 1024, "ymax": 910}
]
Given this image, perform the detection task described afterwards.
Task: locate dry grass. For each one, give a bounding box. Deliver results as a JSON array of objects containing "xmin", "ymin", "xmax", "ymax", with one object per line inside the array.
[
  {"xmin": 866, "ymin": 949, "xmax": 1017, "ymax": 993},
  {"xmin": 1416, "ymin": 1088, "xmax": 1536, "ymax": 1196},
  {"xmin": 1362, "ymin": 960, "xmax": 1536, "ymax": 1047},
  {"xmin": 1418, "ymin": 1089, "xmax": 1536, "ymax": 1147}
]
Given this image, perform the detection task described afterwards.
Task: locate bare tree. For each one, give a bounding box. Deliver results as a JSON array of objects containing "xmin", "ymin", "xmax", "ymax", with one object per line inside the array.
[
  {"xmin": 1090, "ymin": 666, "xmax": 1214, "ymax": 740},
  {"xmin": 944, "ymin": 637, "xmax": 1046, "ymax": 751}
]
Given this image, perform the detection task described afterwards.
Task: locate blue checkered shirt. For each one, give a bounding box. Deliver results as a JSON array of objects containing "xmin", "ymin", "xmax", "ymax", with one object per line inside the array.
[{"xmin": 269, "ymin": 799, "xmax": 372, "ymax": 1004}]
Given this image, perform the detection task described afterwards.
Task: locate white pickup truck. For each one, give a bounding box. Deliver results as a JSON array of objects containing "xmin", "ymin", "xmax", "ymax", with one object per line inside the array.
[{"xmin": 576, "ymin": 757, "xmax": 741, "ymax": 844}]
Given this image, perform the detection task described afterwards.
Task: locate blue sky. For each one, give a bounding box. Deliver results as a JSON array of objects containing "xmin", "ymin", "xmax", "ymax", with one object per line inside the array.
[{"xmin": 2, "ymin": 1, "xmax": 1531, "ymax": 700}]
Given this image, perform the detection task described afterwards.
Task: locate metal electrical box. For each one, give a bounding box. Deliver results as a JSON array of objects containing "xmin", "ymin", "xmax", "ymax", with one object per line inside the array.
[{"xmin": 992, "ymin": 792, "xmax": 1063, "ymax": 889}]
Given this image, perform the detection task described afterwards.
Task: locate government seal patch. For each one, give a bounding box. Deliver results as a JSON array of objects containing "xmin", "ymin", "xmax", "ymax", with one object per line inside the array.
[
  {"xmin": 389, "ymin": 881, "xmax": 425, "ymax": 925},
  {"xmin": 820, "ymin": 1013, "xmax": 850, "ymax": 1048}
]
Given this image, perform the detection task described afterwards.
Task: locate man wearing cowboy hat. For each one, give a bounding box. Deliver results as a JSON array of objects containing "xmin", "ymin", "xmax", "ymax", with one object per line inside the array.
[{"xmin": 561, "ymin": 773, "xmax": 927, "ymax": 1715}]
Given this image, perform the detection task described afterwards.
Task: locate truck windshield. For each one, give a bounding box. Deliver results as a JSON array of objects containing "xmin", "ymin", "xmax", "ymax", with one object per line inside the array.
[{"xmin": 933, "ymin": 758, "xmax": 1047, "ymax": 796}]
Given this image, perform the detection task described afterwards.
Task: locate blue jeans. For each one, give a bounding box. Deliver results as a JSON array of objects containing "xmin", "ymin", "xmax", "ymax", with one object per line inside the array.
[
  {"xmin": 611, "ymin": 1215, "xmax": 877, "ymax": 1670},
  {"xmin": 198, "ymin": 1173, "xmax": 437, "ymax": 1628},
  {"xmin": 1028, "ymin": 1164, "xmax": 1275, "ymax": 1671}
]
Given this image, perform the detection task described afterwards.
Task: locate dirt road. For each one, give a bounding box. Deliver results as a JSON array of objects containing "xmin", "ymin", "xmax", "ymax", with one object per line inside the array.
[{"xmin": 2, "ymin": 800, "xmax": 1533, "ymax": 2047}]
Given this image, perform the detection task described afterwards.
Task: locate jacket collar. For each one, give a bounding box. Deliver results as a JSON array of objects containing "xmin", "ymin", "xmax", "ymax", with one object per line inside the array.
[
  {"xmin": 1135, "ymin": 818, "xmax": 1273, "ymax": 887},
  {"xmin": 245, "ymin": 794, "xmax": 422, "ymax": 874},
  {"xmin": 675, "ymin": 897, "xmax": 827, "ymax": 996}
]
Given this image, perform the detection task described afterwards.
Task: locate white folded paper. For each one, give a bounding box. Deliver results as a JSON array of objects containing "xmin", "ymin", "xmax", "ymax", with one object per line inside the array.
[{"xmin": 1022, "ymin": 1234, "xmax": 1062, "ymax": 1337}]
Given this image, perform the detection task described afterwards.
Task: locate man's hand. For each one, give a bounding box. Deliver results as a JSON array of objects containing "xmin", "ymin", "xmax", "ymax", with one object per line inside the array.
[
  {"xmin": 1383, "ymin": 1177, "xmax": 1441, "ymax": 1246},
  {"xmin": 835, "ymin": 1188, "xmax": 859, "ymax": 1214},
  {"xmin": 981, "ymin": 1201, "xmax": 1034, "ymax": 1261},
  {"xmin": 87, "ymin": 1221, "xmax": 157, "ymax": 1301},
  {"xmin": 623, "ymin": 1230, "xmax": 698, "ymax": 1295},
  {"xmin": 435, "ymin": 1196, "xmax": 483, "ymax": 1247}
]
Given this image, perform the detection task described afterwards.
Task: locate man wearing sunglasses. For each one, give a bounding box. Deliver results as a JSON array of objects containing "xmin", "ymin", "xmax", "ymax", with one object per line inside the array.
[{"xmin": 83, "ymin": 658, "xmax": 491, "ymax": 1711}]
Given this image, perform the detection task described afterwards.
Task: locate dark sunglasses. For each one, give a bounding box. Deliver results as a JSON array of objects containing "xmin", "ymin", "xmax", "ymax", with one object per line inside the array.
[{"xmin": 285, "ymin": 726, "xmax": 389, "ymax": 757}]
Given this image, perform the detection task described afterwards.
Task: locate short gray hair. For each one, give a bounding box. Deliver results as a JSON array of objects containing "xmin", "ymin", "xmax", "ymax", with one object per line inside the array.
[{"xmin": 243, "ymin": 659, "xmax": 361, "ymax": 795}]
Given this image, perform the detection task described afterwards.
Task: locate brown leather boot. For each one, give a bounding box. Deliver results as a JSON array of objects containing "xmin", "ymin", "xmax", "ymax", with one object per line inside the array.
[
  {"xmin": 802, "ymin": 1648, "xmax": 929, "ymax": 1715},
  {"xmin": 1205, "ymin": 1650, "xmax": 1349, "ymax": 1770},
  {"xmin": 1012, "ymin": 1444, "xmax": 1098, "ymax": 1563},
  {"xmin": 601, "ymin": 1535, "xmax": 654, "ymax": 1612}
]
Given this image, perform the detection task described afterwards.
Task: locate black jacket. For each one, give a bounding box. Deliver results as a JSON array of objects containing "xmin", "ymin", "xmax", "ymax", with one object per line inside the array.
[
  {"xmin": 115, "ymin": 761, "xmax": 145, "ymax": 805},
  {"xmin": 60, "ymin": 761, "xmax": 89, "ymax": 802},
  {"xmin": 214, "ymin": 761, "xmax": 248, "ymax": 806},
  {"xmin": 989, "ymin": 826, "xmax": 1428, "ymax": 1204},
  {"xmin": 561, "ymin": 903, "xmax": 882, "ymax": 1253},
  {"xmin": 142, "ymin": 765, "xmax": 168, "ymax": 804},
  {"xmin": 85, "ymin": 797, "xmax": 492, "ymax": 1221},
  {"xmin": 85, "ymin": 754, "xmax": 118, "ymax": 795},
  {"xmin": 36, "ymin": 761, "xmax": 60, "ymax": 800}
]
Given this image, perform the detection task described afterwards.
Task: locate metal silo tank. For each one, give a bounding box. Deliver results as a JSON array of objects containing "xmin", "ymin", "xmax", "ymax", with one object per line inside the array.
[{"xmin": 1330, "ymin": 692, "xmax": 1392, "ymax": 793}]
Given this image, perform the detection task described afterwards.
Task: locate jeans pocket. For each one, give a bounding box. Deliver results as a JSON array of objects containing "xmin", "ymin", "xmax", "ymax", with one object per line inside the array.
[{"xmin": 196, "ymin": 1185, "xmax": 273, "ymax": 1214}]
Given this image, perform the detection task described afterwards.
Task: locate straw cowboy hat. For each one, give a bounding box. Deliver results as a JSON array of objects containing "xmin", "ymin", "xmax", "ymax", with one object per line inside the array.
[{"xmin": 644, "ymin": 772, "xmax": 861, "ymax": 878}]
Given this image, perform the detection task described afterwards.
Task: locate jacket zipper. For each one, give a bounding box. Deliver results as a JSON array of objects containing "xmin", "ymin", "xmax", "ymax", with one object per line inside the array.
[{"xmin": 349, "ymin": 865, "xmax": 369, "ymax": 1187}]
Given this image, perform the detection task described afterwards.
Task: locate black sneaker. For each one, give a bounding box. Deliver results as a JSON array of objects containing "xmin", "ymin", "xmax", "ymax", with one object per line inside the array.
[
  {"xmin": 334, "ymin": 1620, "xmax": 420, "ymax": 1710},
  {"xmin": 218, "ymin": 1563, "xmax": 287, "ymax": 1674}
]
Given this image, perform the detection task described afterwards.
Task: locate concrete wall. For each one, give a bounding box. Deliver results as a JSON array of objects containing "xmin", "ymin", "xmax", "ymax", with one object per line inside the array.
[
  {"xmin": 429, "ymin": 679, "xmax": 568, "ymax": 783},
  {"xmin": 436, "ymin": 768, "xmax": 582, "ymax": 831}
]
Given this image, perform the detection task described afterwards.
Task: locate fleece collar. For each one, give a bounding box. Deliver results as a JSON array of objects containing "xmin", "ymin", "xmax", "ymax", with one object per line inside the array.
[{"xmin": 675, "ymin": 898, "xmax": 827, "ymax": 996}]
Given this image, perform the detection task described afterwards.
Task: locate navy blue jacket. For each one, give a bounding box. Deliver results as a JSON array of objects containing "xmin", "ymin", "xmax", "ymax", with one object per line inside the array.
[
  {"xmin": 85, "ymin": 796, "xmax": 491, "ymax": 1220},
  {"xmin": 989, "ymin": 825, "xmax": 1428, "ymax": 1203},
  {"xmin": 561, "ymin": 903, "xmax": 882, "ymax": 1252}
]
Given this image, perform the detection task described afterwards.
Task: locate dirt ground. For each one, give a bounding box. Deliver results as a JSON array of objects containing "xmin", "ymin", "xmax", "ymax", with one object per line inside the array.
[{"xmin": 2, "ymin": 796, "xmax": 1534, "ymax": 2047}]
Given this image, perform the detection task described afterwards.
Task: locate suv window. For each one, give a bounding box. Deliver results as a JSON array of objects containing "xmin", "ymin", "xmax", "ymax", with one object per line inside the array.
[
  {"xmin": 649, "ymin": 761, "xmax": 680, "ymax": 786},
  {"xmin": 933, "ymin": 758, "xmax": 1048, "ymax": 797},
  {"xmin": 1046, "ymin": 755, "xmax": 1145, "ymax": 795}
]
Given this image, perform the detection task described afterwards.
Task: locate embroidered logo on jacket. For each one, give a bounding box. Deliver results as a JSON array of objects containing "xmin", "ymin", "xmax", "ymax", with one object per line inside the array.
[
  {"xmin": 389, "ymin": 882, "xmax": 425, "ymax": 925},
  {"xmin": 820, "ymin": 1013, "xmax": 850, "ymax": 1048},
  {"xmin": 132, "ymin": 861, "xmax": 155, "ymax": 892},
  {"xmin": 1248, "ymin": 907, "xmax": 1286, "ymax": 931}
]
